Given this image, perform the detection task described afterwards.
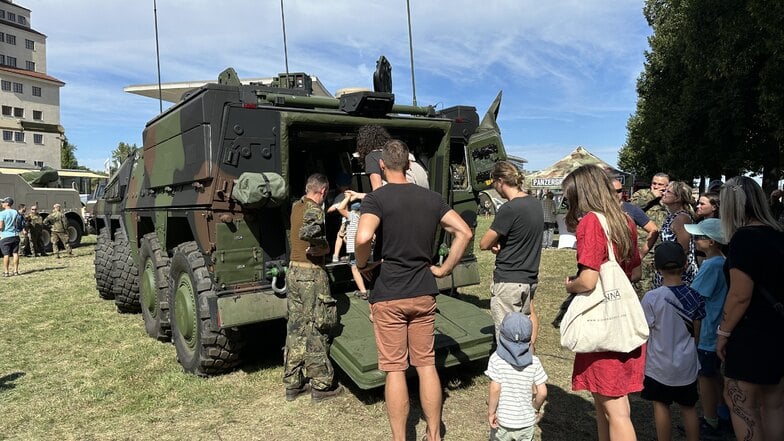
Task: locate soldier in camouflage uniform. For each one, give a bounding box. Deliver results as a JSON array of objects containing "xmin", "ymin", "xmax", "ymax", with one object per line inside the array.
[
  {"xmin": 25, "ymin": 205, "xmax": 45, "ymax": 257},
  {"xmin": 629, "ymin": 172, "xmax": 669, "ymax": 293},
  {"xmin": 44, "ymin": 204, "xmax": 72, "ymax": 258},
  {"xmin": 17, "ymin": 204, "xmax": 30, "ymax": 256},
  {"xmin": 283, "ymin": 173, "xmax": 342, "ymax": 402}
]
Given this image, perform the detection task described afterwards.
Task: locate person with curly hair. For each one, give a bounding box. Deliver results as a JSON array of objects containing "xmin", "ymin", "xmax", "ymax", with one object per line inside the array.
[{"xmin": 655, "ymin": 181, "xmax": 698, "ymax": 288}]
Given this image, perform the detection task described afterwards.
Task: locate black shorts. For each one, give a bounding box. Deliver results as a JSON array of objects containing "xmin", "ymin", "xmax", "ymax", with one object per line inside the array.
[
  {"xmin": 641, "ymin": 376, "xmax": 698, "ymax": 407},
  {"xmin": 698, "ymin": 350, "xmax": 721, "ymax": 377},
  {"xmin": 0, "ymin": 236, "xmax": 20, "ymax": 256},
  {"xmin": 724, "ymin": 324, "xmax": 784, "ymax": 385}
]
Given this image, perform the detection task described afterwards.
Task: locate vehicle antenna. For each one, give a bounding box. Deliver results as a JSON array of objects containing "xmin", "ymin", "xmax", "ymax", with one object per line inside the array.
[
  {"xmin": 406, "ymin": 0, "xmax": 417, "ymax": 106},
  {"xmin": 280, "ymin": 0, "xmax": 290, "ymax": 87},
  {"xmin": 153, "ymin": 0, "xmax": 163, "ymax": 113}
]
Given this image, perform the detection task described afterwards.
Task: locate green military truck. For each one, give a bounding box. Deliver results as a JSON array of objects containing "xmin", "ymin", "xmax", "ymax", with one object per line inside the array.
[
  {"xmin": 0, "ymin": 171, "xmax": 86, "ymax": 248},
  {"xmin": 92, "ymin": 61, "xmax": 507, "ymax": 389}
]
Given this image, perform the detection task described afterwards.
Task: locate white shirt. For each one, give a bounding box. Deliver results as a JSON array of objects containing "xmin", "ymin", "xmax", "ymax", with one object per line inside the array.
[{"xmin": 484, "ymin": 353, "xmax": 547, "ymax": 429}]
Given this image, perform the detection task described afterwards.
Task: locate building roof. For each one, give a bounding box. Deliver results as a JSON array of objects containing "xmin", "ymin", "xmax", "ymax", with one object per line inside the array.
[
  {"xmin": 125, "ymin": 75, "xmax": 333, "ymax": 103},
  {"xmin": 0, "ymin": 0, "xmax": 30, "ymax": 13},
  {"xmin": 0, "ymin": 66, "xmax": 64, "ymax": 85}
]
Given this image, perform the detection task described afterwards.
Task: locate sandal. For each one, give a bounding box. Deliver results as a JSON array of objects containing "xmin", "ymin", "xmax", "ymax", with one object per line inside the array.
[
  {"xmin": 13, "ymin": 271, "xmax": 19, "ymax": 276},
  {"xmin": 2, "ymin": 272, "xmax": 8, "ymax": 277}
]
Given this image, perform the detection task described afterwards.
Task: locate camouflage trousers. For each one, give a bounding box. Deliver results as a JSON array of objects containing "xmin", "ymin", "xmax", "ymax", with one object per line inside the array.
[
  {"xmin": 28, "ymin": 226, "xmax": 44, "ymax": 255},
  {"xmin": 51, "ymin": 231, "xmax": 72, "ymax": 256},
  {"xmin": 283, "ymin": 264, "xmax": 334, "ymax": 391},
  {"xmin": 633, "ymin": 252, "xmax": 655, "ymax": 298}
]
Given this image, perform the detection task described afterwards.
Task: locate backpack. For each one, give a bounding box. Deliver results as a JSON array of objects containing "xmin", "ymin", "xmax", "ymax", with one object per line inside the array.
[{"xmin": 14, "ymin": 212, "xmax": 25, "ymax": 231}]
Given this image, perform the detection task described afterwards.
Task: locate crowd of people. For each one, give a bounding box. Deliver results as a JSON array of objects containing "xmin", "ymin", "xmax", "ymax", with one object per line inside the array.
[
  {"xmin": 0, "ymin": 197, "xmax": 74, "ymax": 276},
  {"xmin": 284, "ymin": 133, "xmax": 784, "ymax": 441}
]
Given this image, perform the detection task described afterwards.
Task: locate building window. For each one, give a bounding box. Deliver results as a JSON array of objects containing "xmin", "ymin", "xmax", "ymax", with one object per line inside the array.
[
  {"xmin": 0, "ymin": 55, "xmax": 4, "ymax": 65},
  {"xmin": 15, "ymin": 159, "xmax": 24, "ymax": 163},
  {"xmin": 1, "ymin": 80, "xmax": 9, "ymax": 91},
  {"xmin": 25, "ymin": 39, "xmax": 33, "ymax": 50},
  {"xmin": 17, "ymin": 16, "xmax": 26, "ymax": 25},
  {"xmin": 13, "ymin": 107, "xmax": 23, "ymax": 118},
  {"xmin": 0, "ymin": 11, "xmax": 5, "ymax": 19},
  {"xmin": 2, "ymin": 130, "xmax": 12, "ymax": 141},
  {"xmin": 14, "ymin": 131, "xmax": 24, "ymax": 142},
  {"xmin": 25, "ymin": 60, "xmax": 34, "ymax": 71},
  {"xmin": 6, "ymin": 34, "xmax": 15, "ymax": 45},
  {"xmin": 33, "ymin": 110, "xmax": 42, "ymax": 120},
  {"xmin": 0, "ymin": 32, "xmax": 4, "ymax": 43},
  {"xmin": 33, "ymin": 134, "xmax": 43, "ymax": 144},
  {"xmin": 1, "ymin": 106, "xmax": 10, "ymax": 116},
  {"xmin": 34, "ymin": 160, "xmax": 43, "ymax": 167},
  {"xmin": 3, "ymin": 159, "xmax": 13, "ymax": 163},
  {"xmin": 32, "ymin": 86, "xmax": 41, "ymax": 97},
  {"xmin": 13, "ymin": 82, "xmax": 22, "ymax": 93},
  {"xmin": 7, "ymin": 56, "xmax": 15, "ymax": 67},
  {"xmin": 8, "ymin": 12, "xmax": 15, "ymax": 22}
]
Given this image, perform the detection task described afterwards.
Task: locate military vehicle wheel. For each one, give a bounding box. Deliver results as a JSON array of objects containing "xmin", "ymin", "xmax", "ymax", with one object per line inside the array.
[
  {"xmin": 94, "ymin": 229, "xmax": 115, "ymax": 300},
  {"xmin": 169, "ymin": 241, "xmax": 244, "ymax": 375},
  {"xmin": 66, "ymin": 217, "xmax": 83, "ymax": 248},
  {"xmin": 40, "ymin": 229, "xmax": 51, "ymax": 252},
  {"xmin": 478, "ymin": 192, "xmax": 496, "ymax": 216},
  {"xmin": 112, "ymin": 231, "xmax": 141, "ymax": 313},
  {"xmin": 139, "ymin": 233, "xmax": 171, "ymax": 341}
]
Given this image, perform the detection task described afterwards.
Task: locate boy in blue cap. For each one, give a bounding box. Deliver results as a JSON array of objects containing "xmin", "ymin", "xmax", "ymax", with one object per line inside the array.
[
  {"xmin": 684, "ymin": 218, "xmax": 732, "ymax": 437},
  {"xmin": 485, "ymin": 312, "xmax": 547, "ymax": 441}
]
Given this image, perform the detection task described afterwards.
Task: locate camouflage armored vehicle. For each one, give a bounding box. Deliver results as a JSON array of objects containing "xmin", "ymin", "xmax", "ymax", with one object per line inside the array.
[
  {"xmin": 0, "ymin": 170, "xmax": 86, "ymax": 248},
  {"xmin": 92, "ymin": 60, "xmax": 507, "ymax": 389}
]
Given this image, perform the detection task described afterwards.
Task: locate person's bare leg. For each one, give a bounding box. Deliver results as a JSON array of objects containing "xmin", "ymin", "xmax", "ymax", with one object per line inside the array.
[
  {"xmin": 725, "ymin": 377, "xmax": 763, "ymax": 441},
  {"xmin": 651, "ymin": 401, "xmax": 672, "ymax": 441},
  {"xmin": 762, "ymin": 377, "xmax": 784, "ymax": 440},
  {"xmin": 416, "ymin": 365, "xmax": 442, "ymax": 441},
  {"xmin": 680, "ymin": 405, "xmax": 699, "ymax": 441},
  {"xmin": 595, "ymin": 393, "xmax": 637, "ymax": 441},
  {"xmin": 699, "ymin": 375, "xmax": 720, "ymax": 420},
  {"xmin": 350, "ymin": 265, "xmax": 367, "ymax": 293},
  {"xmin": 2, "ymin": 255, "xmax": 9, "ymax": 274},
  {"xmin": 592, "ymin": 394, "xmax": 610, "ymax": 441},
  {"xmin": 385, "ymin": 371, "xmax": 409, "ymax": 441},
  {"xmin": 12, "ymin": 252, "xmax": 19, "ymax": 273}
]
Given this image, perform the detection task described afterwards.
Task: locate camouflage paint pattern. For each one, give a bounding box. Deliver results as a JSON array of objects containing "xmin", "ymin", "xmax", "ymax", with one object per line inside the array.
[{"xmin": 630, "ymin": 188, "xmax": 668, "ymax": 294}]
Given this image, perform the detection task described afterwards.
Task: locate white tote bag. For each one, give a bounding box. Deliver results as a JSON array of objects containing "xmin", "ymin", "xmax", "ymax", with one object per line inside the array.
[{"xmin": 560, "ymin": 212, "xmax": 649, "ymax": 353}]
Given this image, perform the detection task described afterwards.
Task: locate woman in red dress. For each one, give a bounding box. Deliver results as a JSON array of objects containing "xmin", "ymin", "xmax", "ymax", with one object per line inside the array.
[{"xmin": 562, "ymin": 164, "xmax": 644, "ymax": 441}]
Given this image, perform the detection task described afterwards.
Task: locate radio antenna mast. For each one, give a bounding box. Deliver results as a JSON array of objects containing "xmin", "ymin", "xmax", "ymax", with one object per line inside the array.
[
  {"xmin": 280, "ymin": 0, "xmax": 290, "ymax": 86},
  {"xmin": 406, "ymin": 0, "xmax": 417, "ymax": 106},
  {"xmin": 153, "ymin": 0, "xmax": 163, "ymax": 113}
]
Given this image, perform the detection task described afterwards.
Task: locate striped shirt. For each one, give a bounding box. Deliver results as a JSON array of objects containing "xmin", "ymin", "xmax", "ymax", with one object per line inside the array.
[
  {"xmin": 485, "ymin": 353, "xmax": 548, "ymax": 429},
  {"xmin": 345, "ymin": 209, "xmax": 360, "ymax": 253}
]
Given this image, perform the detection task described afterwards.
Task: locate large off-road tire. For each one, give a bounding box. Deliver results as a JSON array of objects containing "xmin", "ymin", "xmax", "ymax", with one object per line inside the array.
[
  {"xmin": 94, "ymin": 229, "xmax": 115, "ymax": 300},
  {"xmin": 139, "ymin": 233, "xmax": 171, "ymax": 341},
  {"xmin": 66, "ymin": 217, "xmax": 83, "ymax": 248},
  {"xmin": 169, "ymin": 241, "xmax": 244, "ymax": 375},
  {"xmin": 112, "ymin": 231, "xmax": 141, "ymax": 313}
]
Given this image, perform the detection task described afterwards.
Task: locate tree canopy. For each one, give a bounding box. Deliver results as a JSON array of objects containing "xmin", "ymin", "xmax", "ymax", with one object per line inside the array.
[
  {"xmin": 620, "ymin": 0, "xmax": 784, "ymax": 191},
  {"xmin": 60, "ymin": 136, "xmax": 79, "ymax": 169}
]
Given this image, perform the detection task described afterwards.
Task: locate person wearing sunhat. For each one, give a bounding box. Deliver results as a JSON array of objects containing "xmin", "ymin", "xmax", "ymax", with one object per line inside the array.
[
  {"xmin": 684, "ymin": 218, "xmax": 733, "ymax": 436},
  {"xmin": 0, "ymin": 196, "xmax": 22, "ymax": 276},
  {"xmin": 485, "ymin": 312, "xmax": 548, "ymax": 441}
]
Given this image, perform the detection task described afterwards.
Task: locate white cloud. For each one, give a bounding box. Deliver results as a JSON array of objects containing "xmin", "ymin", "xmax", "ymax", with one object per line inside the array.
[{"xmin": 21, "ymin": 0, "xmax": 650, "ymax": 172}]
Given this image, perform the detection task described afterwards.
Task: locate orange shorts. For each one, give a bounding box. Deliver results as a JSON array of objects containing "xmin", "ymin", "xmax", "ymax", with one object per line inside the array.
[{"xmin": 370, "ymin": 295, "xmax": 437, "ymax": 372}]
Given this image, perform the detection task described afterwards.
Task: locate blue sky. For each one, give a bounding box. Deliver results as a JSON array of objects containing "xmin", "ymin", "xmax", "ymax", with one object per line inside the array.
[{"xmin": 25, "ymin": 0, "xmax": 651, "ymax": 173}]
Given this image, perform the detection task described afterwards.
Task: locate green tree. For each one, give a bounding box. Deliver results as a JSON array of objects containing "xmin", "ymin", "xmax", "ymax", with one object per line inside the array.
[
  {"xmin": 620, "ymin": 0, "xmax": 784, "ymax": 190},
  {"xmin": 61, "ymin": 136, "xmax": 79, "ymax": 169},
  {"xmin": 111, "ymin": 142, "xmax": 138, "ymax": 166}
]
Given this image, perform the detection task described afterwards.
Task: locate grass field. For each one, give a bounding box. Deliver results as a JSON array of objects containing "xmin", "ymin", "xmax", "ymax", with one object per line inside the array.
[{"xmin": 0, "ymin": 218, "xmax": 681, "ymax": 440}]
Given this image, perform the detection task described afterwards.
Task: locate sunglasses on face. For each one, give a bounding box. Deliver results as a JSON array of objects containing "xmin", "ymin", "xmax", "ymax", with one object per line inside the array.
[
  {"xmin": 615, "ymin": 188, "xmax": 623, "ymax": 193},
  {"xmin": 693, "ymin": 235, "xmax": 710, "ymax": 240}
]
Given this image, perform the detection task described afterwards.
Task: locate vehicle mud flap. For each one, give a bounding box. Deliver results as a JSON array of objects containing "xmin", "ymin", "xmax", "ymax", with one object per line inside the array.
[{"xmin": 329, "ymin": 293, "xmax": 494, "ymax": 390}]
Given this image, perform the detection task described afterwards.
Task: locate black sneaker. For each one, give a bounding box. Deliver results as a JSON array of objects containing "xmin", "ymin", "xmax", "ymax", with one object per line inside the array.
[
  {"xmin": 699, "ymin": 417, "xmax": 724, "ymax": 440},
  {"xmin": 311, "ymin": 385, "xmax": 343, "ymax": 402},
  {"xmin": 284, "ymin": 384, "xmax": 310, "ymax": 401}
]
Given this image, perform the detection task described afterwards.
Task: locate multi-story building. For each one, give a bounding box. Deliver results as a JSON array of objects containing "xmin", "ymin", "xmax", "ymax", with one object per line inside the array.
[{"xmin": 0, "ymin": 0, "xmax": 64, "ymax": 169}]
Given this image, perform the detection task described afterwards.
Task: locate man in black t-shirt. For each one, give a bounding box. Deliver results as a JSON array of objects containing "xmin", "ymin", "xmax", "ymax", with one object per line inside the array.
[
  {"xmin": 355, "ymin": 139, "xmax": 472, "ymax": 441},
  {"xmin": 480, "ymin": 161, "xmax": 543, "ymax": 346}
]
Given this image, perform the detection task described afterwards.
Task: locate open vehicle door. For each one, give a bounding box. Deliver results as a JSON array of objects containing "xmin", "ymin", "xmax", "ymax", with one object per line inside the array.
[{"xmin": 466, "ymin": 91, "xmax": 507, "ymax": 191}]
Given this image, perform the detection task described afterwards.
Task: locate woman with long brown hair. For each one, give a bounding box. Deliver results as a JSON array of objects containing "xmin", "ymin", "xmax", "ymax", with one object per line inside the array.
[
  {"xmin": 562, "ymin": 164, "xmax": 643, "ymax": 441},
  {"xmin": 656, "ymin": 181, "xmax": 697, "ymax": 287}
]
